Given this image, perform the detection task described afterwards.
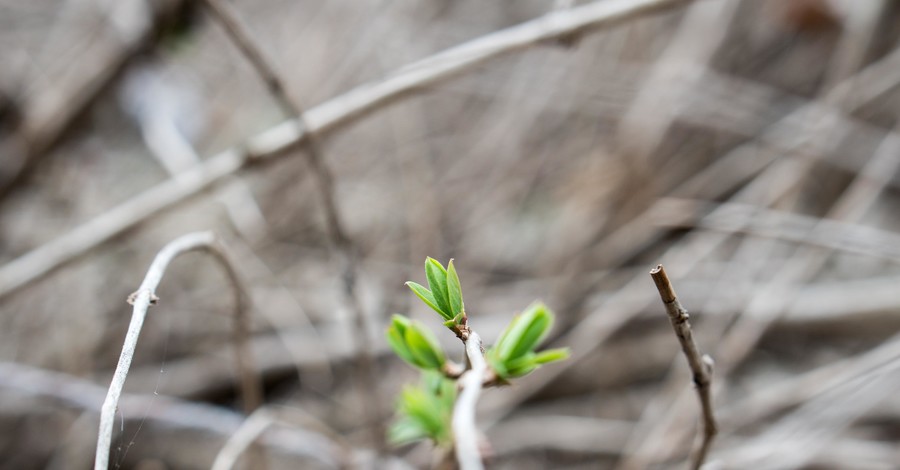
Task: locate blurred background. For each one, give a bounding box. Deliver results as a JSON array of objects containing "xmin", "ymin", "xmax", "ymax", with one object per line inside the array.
[{"xmin": 1, "ymin": 0, "xmax": 900, "ymax": 468}]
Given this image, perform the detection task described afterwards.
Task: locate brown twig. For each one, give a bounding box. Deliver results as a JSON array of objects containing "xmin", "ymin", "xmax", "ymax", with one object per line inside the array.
[
  {"xmin": 649, "ymin": 264, "xmax": 716, "ymax": 470},
  {"xmin": 95, "ymin": 232, "xmax": 262, "ymax": 470},
  {"xmin": 479, "ymin": 41, "xmax": 900, "ymax": 433}
]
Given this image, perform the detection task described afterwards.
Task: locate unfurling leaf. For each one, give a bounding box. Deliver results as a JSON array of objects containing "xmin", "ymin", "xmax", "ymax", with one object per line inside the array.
[
  {"xmin": 386, "ymin": 315, "xmax": 445, "ymax": 370},
  {"xmin": 533, "ymin": 348, "xmax": 570, "ymax": 364},
  {"xmin": 389, "ymin": 372, "xmax": 456, "ymax": 446},
  {"xmin": 404, "ymin": 321, "xmax": 446, "ymax": 369},
  {"xmin": 486, "ymin": 302, "xmax": 567, "ymax": 379},
  {"xmin": 446, "ymin": 259, "xmax": 464, "ymax": 318},
  {"xmin": 406, "ymin": 281, "xmax": 446, "ymax": 319},
  {"xmin": 425, "ymin": 257, "xmax": 452, "ymax": 318}
]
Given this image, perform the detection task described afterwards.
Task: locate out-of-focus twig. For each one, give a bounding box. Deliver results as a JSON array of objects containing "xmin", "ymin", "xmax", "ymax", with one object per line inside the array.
[
  {"xmin": 199, "ymin": 0, "xmax": 383, "ymax": 442},
  {"xmin": 616, "ymin": 0, "xmax": 740, "ymax": 163},
  {"xmin": 0, "ymin": 0, "xmax": 185, "ymax": 205},
  {"xmin": 95, "ymin": 232, "xmax": 261, "ymax": 470},
  {"xmin": 721, "ymin": 332, "xmax": 900, "ymax": 432},
  {"xmin": 120, "ymin": 63, "xmax": 268, "ymax": 243},
  {"xmin": 0, "ymin": 362, "xmax": 350, "ymax": 467},
  {"xmin": 453, "ymin": 331, "xmax": 486, "ymax": 470},
  {"xmin": 481, "ymin": 40, "xmax": 900, "ymax": 433},
  {"xmin": 652, "ymin": 197, "xmax": 900, "ymax": 264},
  {"xmin": 649, "ymin": 265, "xmax": 716, "ymax": 470},
  {"xmin": 211, "ymin": 408, "xmax": 274, "ymax": 470},
  {"xmin": 0, "ymin": 0, "xmax": 693, "ymax": 300}
]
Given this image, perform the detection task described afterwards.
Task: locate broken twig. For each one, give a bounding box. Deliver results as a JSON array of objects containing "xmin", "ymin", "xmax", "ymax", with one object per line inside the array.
[{"xmin": 649, "ymin": 264, "xmax": 716, "ymax": 470}]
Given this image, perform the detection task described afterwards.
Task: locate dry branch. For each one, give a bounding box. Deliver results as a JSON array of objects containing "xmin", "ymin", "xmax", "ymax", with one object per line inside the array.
[
  {"xmin": 652, "ymin": 197, "xmax": 900, "ymax": 264},
  {"xmin": 0, "ymin": 362, "xmax": 353, "ymax": 467},
  {"xmin": 0, "ymin": 0, "xmax": 692, "ymax": 300},
  {"xmin": 211, "ymin": 408, "xmax": 275, "ymax": 470},
  {"xmin": 200, "ymin": 0, "xmax": 383, "ymax": 441},
  {"xmin": 649, "ymin": 265, "xmax": 716, "ymax": 470},
  {"xmin": 615, "ymin": 0, "xmax": 739, "ymax": 162},
  {"xmin": 480, "ymin": 41, "xmax": 900, "ymax": 431},
  {"xmin": 95, "ymin": 231, "xmax": 261, "ymax": 470},
  {"xmin": 0, "ymin": 0, "xmax": 185, "ymax": 203}
]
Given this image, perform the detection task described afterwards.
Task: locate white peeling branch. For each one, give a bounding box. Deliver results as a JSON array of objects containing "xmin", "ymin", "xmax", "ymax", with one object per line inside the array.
[
  {"xmin": 453, "ymin": 332, "xmax": 487, "ymax": 470},
  {"xmin": 0, "ymin": 0, "xmax": 692, "ymax": 300},
  {"xmin": 95, "ymin": 231, "xmax": 262, "ymax": 470}
]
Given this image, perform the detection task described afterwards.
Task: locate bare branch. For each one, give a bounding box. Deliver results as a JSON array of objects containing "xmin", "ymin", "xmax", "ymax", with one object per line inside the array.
[
  {"xmin": 652, "ymin": 197, "xmax": 900, "ymax": 264},
  {"xmin": 0, "ymin": 0, "xmax": 186, "ymax": 204},
  {"xmin": 95, "ymin": 232, "xmax": 262, "ymax": 470},
  {"xmin": 199, "ymin": 0, "xmax": 382, "ymax": 442},
  {"xmin": 0, "ymin": 0, "xmax": 693, "ymax": 300},
  {"xmin": 453, "ymin": 332, "xmax": 486, "ymax": 470},
  {"xmin": 479, "ymin": 42, "xmax": 900, "ymax": 431},
  {"xmin": 211, "ymin": 408, "xmax": 275, "ymax": 470},
  {"xmin": 649, "ymin": 265, "xmax": 716, "ymax": 470},
  {"xmin": 0, "ymin": 361, "xmax": 350, "ymax": 467}
]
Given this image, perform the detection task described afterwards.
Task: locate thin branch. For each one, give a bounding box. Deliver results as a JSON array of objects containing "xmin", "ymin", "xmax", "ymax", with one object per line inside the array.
[
  {"xmin": 649, "ymin": 265, "xmax": 716, "ymax": 470},
  {"xmin": 0, "ymin": 362, "xmax": 348, "ymax": 467},
  {"xmin": 479, "ymin": 42, "xmax": 900, "ymax": 430},
  {"xmin": 453, "ymin": 332, "xmax": 486, "ymax": 470},
  {"xmin": 652, "ymin": 197, "xmax": 900, "ymax": 264},
  {"xmin": 199, "ymin": 0, "xmax": 381, "ymax": 442},
  {"xmin": 211, "ymin": 408, "xmax": 275, "ymax": 470},
  {"xmin": 0, "ymin": 0, "xmax": 692, "ymax": 300},
  {"xmin": 721, "ymin": 332, "xmax": 900, "ymax": 432},
  {"xmin": 615, "ymin": 0, "xmax": 740, "ymax": 162},
  {"xmin": 0, "ymin": 0, "xmax": 186, "ymax": 205},
  {"xmin": 121, "ymin": 62, "xmax": 268, "ymax": 243},
  {"xmin": 95, "ymin": 231, "xmax": 262, "ymax": 470},
  {"xmin": 208, "ymin": 236, "xmax": 264, "ymax": 415}
]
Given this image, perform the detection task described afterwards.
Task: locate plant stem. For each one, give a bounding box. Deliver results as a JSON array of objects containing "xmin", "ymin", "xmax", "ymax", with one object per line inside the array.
[{"xmin": 453, "ymin": 332, "xmax": 486, "ymax": 470}]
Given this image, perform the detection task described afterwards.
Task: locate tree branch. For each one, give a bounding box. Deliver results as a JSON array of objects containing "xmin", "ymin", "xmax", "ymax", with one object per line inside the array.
[
  {"xmin": 453, "ymin": 332, "xmax": 486, "ymax": 470},
  {"xmin": 199, "ymin": 0, "xmax": 382, "ymax": 442},
  {"xmin": 649, "ymin": 264, "xmax": 716, "ymax": 470},
  {"xmin": 95, "ymin": 231, "xmax": 262, "ymax": 470},
  {"xmin": 0, "ymin": 0, "xmax": 692, "ymax": 300},
  {"xmin": 0, "ymin": 361, "xmax": 344, "ymax": 467}
]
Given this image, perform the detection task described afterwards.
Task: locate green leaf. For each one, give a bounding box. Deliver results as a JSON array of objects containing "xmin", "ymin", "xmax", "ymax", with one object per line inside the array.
[
  {"xmin": 506, "ymin": 362, "xmax": 538, "ymax": 378},
  {"xmin": 494, "ymin": 304, "xmax": 541, "ymax": 361},
  {"xmin": 390, "ymin": 374, "xmax": 456, "ymax": 446},
  {"xmin": 386, "ymin": 315, "xmax": 417, "ymax": 366},
  {"xmin": 446, "ymin": 259, "xmax": 464, "ymax": 318},
  {"xmin": 508, "ymin": 304, "xmax": 553, "ymax": 359},
  {"xmin": 485, "ymin": 348, "xmax": 508, "ymax": 378},
  {"xmin": 398, "ymin": 386, "xmax": 444, "ymax": 437},
  {"xmin": 425, "ymin": 258, "xmax": 452, "ymax": 319},
  {"xmin": 406, "ymin": 282, "xmax": 447, "ymax": 319},
  {"xmin": 404, "ymin": 321, "xmax": 445, "ymax": 369},
  {"xmin": 389, "ymin": 419, "xmax": 428, "ymax": 444},
  {"xmin": 533, "ymin": 348, "xmax": 570, "ymax": 364},
  {"xmin": 504, "ymin": 352, "xmax": 536, "ymax": 372},
  {"xmin": 443, "ymin": 312, "xmax": 464, "ymax": 329}
]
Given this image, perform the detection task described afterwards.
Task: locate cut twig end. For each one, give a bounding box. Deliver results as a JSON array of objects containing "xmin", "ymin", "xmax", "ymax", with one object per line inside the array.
[
  {"xmin": 649, "ymin": 264, "xmax": 677, "ymax": 303},
  {"xmin": 650, "ymin": 264, "xmax": 717, "ymax": 470}
]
